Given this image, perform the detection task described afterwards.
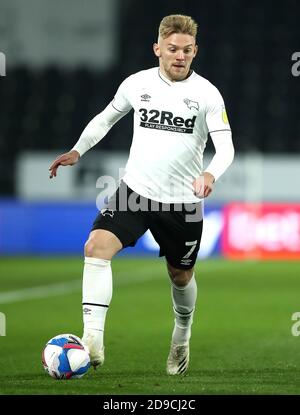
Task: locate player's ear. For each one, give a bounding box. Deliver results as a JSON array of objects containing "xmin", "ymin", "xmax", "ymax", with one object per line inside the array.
[
  {"xmin": 194, "ymin": 44, "xmax": 199, "ymax": 57},
  {"xmin": 193, "ymin": 44, "xmax": 198, "ymax": 58},
  {"xmin": 153, "ymin": 43, "xmax": 161, "ymax": 58}
]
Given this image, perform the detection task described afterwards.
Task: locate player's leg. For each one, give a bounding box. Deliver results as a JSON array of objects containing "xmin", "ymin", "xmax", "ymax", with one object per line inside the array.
[
  {"xmin": 150, "ymin": 202, "xmax": 203, "ymax": 375},
  {"xmin": 167, "ymin": 262, "xmax": 196, "ymax": 346},
  {"xmin": 166, "ymin": 262, "xmax": 197, "ymax": 375},
  {"xmin": 81, "ymin": 229, "xmax": 122, "ymax": 368},
  {"xmin": 81, "ymin": 181, "xmax": 149, "ymax": 368}
]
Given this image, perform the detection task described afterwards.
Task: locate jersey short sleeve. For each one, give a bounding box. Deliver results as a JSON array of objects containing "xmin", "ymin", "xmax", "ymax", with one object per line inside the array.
[
  {"xmin": 111, "ymin": 76, "xmax": 133, "ymax": 113},
  {"xmin": 205, "ymin": 85, "xmax": 231, "ymax": 134}
]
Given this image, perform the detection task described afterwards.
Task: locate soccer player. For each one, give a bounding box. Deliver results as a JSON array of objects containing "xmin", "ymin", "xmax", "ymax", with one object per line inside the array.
[{"xmin": 49, "ymin": 14, "xmax": 234, "ymax": 375}]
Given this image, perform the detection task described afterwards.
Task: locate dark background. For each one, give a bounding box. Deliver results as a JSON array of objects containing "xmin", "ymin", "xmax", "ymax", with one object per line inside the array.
[{"xmin": 0, "ymin": 0, "xmax": 299, "ymax": 194}]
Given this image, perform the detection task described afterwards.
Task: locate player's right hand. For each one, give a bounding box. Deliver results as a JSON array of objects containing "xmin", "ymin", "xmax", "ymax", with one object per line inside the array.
[{"xmin": 49, "ymin": 150, "xmax": 80, "ymax": 179}]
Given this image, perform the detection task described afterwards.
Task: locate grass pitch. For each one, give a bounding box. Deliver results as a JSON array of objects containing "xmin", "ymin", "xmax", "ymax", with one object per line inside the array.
[{"xmin": 0, "ymin": 257, "xmax": 300, "ymax": 395}]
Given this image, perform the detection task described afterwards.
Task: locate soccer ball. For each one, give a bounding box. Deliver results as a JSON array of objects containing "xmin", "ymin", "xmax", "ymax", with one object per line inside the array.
[{"xmin": 42, "ymin": 333, "xmax": 90, "ymax": 379}]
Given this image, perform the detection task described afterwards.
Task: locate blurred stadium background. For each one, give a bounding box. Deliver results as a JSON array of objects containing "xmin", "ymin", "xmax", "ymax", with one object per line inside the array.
[
  {"xmin": 0, "ymin": 0, "xmax": 300, "ymax": 395},
  {"xmin": 0, "ymin": 0, "xmax": 300, "ymax": 259}
]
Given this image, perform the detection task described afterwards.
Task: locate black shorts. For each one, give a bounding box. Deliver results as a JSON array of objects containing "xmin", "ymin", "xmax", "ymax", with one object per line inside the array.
[{"xmin": 92, "ymin": 181, "xmax": 203, "ymax": 269}]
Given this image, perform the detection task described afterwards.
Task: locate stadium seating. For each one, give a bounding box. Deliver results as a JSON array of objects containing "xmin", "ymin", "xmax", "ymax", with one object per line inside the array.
[{"xmin": 0, "ymin": 0, "xmax": 299, "ymax": 195}]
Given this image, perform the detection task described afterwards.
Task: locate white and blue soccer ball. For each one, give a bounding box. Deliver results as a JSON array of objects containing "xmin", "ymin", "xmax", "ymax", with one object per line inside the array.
[{"xmin": 42, "ymin": 333, "xmax": 90, "ymax": 379}]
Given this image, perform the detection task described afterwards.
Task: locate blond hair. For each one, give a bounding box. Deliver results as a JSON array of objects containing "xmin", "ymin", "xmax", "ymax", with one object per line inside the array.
[{"xmin": 158, "ymin": 14, "xmax": 198, "ymax": 40}]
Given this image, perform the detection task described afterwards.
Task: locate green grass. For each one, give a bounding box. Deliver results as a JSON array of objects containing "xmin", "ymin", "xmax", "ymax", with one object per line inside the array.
[{"xmin": 0, "ymin": 257, "xmax": 300, "ymax": 395}]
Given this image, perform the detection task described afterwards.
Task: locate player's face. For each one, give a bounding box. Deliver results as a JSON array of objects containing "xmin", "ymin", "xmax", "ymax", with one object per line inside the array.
[{"xmin": 153, "ymin": 33, "xmax": 198, "ymax": 82}]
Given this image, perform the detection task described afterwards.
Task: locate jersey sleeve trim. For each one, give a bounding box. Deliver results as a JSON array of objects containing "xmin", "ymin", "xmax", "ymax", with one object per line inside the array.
[
  {"xmin": 209, "ymin": 128, "xmax": 232, "ymax": 134},
  {"xmin": 112, "ymin": 101, "xmax": 130, "ymax": 113}
]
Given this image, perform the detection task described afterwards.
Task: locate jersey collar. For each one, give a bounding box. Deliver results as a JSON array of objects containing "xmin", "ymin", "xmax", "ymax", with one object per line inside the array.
[{"xmin": 158, "ymin": 68, "xmax": 195, "ymax": 86}]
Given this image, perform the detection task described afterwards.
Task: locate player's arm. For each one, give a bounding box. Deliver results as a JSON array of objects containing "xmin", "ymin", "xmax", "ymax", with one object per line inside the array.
[
  {"xmin": 49, "ymin": 103, "xmax": 129, "ymax": 178},
  {"xmin": 193, "ymin": 88, "xmax": 234, "ymax": 197},
  {"xmin": 204, "ymin": 129, "xmax": 234, "ymax": 181},
  {"xmin": 49, "ymin": 77, "xmax": 132, "ymax": 179},
  {"xmin": 193, "ymin": 130, "xmax": 234, "ymax": 197}
]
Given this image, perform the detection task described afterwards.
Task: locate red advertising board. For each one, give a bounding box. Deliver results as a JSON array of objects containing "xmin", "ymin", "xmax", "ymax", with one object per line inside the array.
[{"xmin": 222, "ymin": 204, "xmax": 300, "ymax": 260}]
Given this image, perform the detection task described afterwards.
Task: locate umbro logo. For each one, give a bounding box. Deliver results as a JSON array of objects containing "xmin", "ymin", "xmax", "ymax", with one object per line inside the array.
[
  {"xmin": 183, "ymin": 98, "xmax": 199, "ymax": 111},
  {"xmin": 141, "ymin": 94, "xmax": 151, "ymax": 102},
  {"xmin": 83, "ymin": 308, "xmax": 91, "ymax": 315},
  {"xmin": 181, "ymin": 259, "xmax": 192, "ymax": 265}
]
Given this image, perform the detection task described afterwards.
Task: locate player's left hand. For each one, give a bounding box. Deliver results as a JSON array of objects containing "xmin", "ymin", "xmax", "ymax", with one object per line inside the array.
[{"xmin": 193, "ymin": 172, "xmax": 215, "ymax": 198}]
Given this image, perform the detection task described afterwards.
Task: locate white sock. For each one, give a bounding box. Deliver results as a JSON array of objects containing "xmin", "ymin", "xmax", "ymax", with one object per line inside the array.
[
  {"xmin": 171, "ymin": 275, "xmax": 197, "ymax": 345},
  {"xmin": 82, "ymin": 257, "xmax": 112, "ymax": 347}
]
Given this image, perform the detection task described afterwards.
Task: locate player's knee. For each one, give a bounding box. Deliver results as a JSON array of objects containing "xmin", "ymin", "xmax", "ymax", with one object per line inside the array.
[
  {"xmin": 172, "ymin": 273, "xmax": 192, "ymax": 287},
  {"xmin": 84, "ymin": 230, "xmax": 122, "ymax": 260},
  {"xmin": 84, "ymin": 238, "xmax": 112, "ymax": 259},
  {"xmin": 167, "ymin": 263, "xmax": 194, "ymax": 287},
  {"xmin": 84, "ymin": 239, "xmax": 98, "ymax": 258}
]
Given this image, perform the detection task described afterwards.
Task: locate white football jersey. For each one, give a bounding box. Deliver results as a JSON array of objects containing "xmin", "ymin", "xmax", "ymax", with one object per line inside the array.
[{"xmin": 111, "ymin": 67, "xmax": 231, "ymax": 203}]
